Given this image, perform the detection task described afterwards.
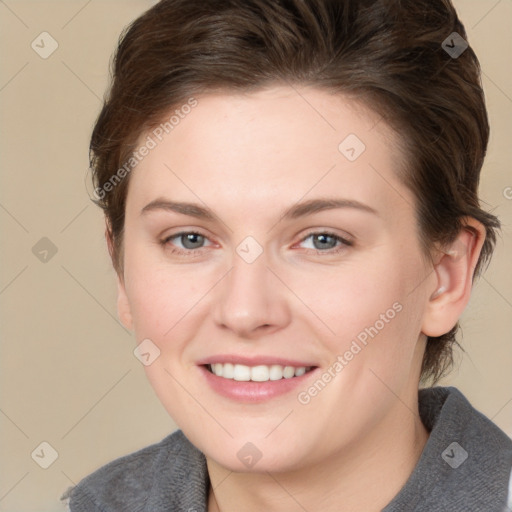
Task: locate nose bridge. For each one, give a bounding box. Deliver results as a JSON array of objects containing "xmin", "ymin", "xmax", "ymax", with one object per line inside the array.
[
  {"xmin": 229, "ymin": 255, "xmax": 267, "ymax": 296},
  {"xmin": 213, "ymin": 248, "xmax": 290, "ymax": 336}
]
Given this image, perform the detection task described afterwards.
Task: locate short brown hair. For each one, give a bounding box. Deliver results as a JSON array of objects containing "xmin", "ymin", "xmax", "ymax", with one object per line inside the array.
[{"xmin": 90, "ymin": 0, "xmax": 500, "ymax": 384}]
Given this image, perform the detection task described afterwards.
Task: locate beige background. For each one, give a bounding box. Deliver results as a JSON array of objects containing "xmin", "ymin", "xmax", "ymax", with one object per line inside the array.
[{"xmin": 0, "ymin": 1, "xmax": 511, "ymax": 511}]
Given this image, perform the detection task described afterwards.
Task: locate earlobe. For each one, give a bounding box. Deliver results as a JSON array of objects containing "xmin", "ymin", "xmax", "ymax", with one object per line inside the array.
[{"xmin": 422, "ymin": 219, "xmax": 485, "ymax": 337}]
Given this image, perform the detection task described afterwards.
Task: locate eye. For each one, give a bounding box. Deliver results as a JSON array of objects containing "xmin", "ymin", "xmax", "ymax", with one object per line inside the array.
[
  {"xmin": 298, "ymin": 231, "xmax": 352, "ymax": 253},
  {"xmin": 162, "ymin": 231, "xmax": 213, "ymax": 252}
]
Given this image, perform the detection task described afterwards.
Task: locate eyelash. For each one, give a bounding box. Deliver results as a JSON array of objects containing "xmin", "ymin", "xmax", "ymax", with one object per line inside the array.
[
  {"xmin": 160, "ymin": 230, "xmax": 353, "ymax": 257},
  {"xmin": 296, "ymin": 231, "xmax": 353, "ymax": 254},
  {"xmin": 160, "ymin": 231, "xmax": 212, "ymax": 258}
]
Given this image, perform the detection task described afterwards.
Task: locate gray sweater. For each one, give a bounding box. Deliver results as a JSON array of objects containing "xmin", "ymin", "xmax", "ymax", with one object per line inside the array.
[{"xmin": 62, "ymin": 387, "xmax": 512, "ymax": 511}]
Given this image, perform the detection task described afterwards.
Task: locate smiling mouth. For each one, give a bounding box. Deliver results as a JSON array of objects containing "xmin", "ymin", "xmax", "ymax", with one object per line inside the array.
[{"xmin": 206, "ymin": 363, "xmax": 316, "ymax": 382}]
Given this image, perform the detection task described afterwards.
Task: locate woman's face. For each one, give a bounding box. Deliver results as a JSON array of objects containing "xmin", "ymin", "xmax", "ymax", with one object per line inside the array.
[{"xmin": 118, "ymin": 86, "xmax": 434, "ymax": 472}]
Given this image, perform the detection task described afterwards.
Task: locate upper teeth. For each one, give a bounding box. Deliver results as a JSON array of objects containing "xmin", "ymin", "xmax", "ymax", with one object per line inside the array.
[{"xmin": 209, "ymin": 363, "xmax": 309, "ymax": 382}]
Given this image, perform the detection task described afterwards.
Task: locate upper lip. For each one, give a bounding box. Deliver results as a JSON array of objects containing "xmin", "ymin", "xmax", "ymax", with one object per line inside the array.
[{"xmin": 197, "ymin": 354, "xmax": 317, "ymax": 367}]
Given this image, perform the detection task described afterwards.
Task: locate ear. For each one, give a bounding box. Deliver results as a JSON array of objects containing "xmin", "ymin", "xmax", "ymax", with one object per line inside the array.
[
  {"xmin": 115, "ymin": 273, "xmax": 133, "ymax": 331},
  {"xmin": 105, "ymin": 222, "xmax": 133, "ymax": 331},
  {"xmin": 421, "ymin": 218, "xmax": 486, "ymax": 337}
]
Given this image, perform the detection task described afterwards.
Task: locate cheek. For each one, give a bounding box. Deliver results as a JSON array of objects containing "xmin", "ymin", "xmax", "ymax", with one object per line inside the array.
[
  {"xmin": 299, "ymin": 257, "xmax": 405, "ymax": 339},
  {"xmin": 123, "ymin": 243, "xmax": 223, "ymax": 350},
  {"xmin": 126, "ymin": 269, "xmax": 199, "ymax": 340},
  {"xmin": 311, "ymin": 249, "xmax": 424, "ymax": 376},
  {"xmin": 122, "ymin": 259, "xmax": 214, "ymax": 419}
]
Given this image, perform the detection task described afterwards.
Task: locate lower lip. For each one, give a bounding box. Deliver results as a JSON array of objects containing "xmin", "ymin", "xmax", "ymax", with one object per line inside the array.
[{"xmin": 199, "ymin": 365, "xmax": 318, "ymax": 403}]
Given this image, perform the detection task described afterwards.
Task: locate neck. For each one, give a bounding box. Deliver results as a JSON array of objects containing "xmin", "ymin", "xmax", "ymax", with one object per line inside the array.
[{"xmin": 207, "ymin": 399, "xmax": 429, "ymax": 512}]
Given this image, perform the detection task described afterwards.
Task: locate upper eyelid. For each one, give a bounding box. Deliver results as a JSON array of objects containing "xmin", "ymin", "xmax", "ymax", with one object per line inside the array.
[
  {"xmin": 163, "ymin": 230, "xmax": 212, "ymax": 243},
  {"xmin": 165, "ymin": 230, "xmax": 204, "ymax": 239},
  {"xmin": 296, "ymin": 232, "xmax": 353, "ymax": 250},
  {"xmin": 297, "ymin": 229, "xmax": 354, "ymax": 245},
  {"xmin": 300, "ymin": 230, "xmax": 351, "ymax": 241}
]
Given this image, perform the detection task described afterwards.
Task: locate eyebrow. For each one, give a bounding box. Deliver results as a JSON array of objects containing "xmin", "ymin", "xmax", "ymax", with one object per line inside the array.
[
  {"xmin": 282, "ymin": 198, "xmax": 378, "ymax": 219},
  {"xmin": 141, "ymin": 199, "xmax": 216, "ymax": 220},
  {"xmin": 140, "ymin": 197, "xmax": 378, "ymax": 220}
]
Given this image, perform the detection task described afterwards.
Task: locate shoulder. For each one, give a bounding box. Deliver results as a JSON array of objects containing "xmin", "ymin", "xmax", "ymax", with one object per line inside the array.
[
  {"xmin": 61, "ymin": 430, "xmax": 208, "ymax": 512},
  {"xmin": 391, "ymin": 386, "xmax": 512, "ymax": 511},
  {"xmin": 419, "ymin": 386, "xmax": 512, "ymax": 455}
]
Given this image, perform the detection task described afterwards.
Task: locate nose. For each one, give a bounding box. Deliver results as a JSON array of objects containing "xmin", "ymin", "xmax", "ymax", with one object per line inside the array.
[{"xmin": 212, "ymin": 253, "xmax": 292, "ymax": 339}]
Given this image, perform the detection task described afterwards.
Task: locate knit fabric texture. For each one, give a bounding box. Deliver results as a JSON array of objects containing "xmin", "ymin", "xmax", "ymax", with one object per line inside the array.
[{"xmin": 62, "ymin": 387, "xmax": 512, "ymax": 511}]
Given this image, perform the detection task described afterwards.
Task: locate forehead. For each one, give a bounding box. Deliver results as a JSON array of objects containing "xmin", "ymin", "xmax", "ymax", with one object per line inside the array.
[{"xmin": 126, "ymin": 86, "xmax": 413, "ymax": 220}]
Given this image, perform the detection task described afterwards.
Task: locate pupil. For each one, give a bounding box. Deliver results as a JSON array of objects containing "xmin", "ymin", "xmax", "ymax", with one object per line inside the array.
[
  {"xmin": 313, "ymin": 234, "xmax": 336, "ymax": 250},
  {"xmin": 182, "ymin": 233, "xmax": 203, "ymax": 249}
]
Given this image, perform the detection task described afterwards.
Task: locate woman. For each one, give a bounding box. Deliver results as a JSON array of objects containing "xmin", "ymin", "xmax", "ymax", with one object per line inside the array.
[{"xmin": 63, "ymin": 0, "xmax": 512, "ymax": 510}]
